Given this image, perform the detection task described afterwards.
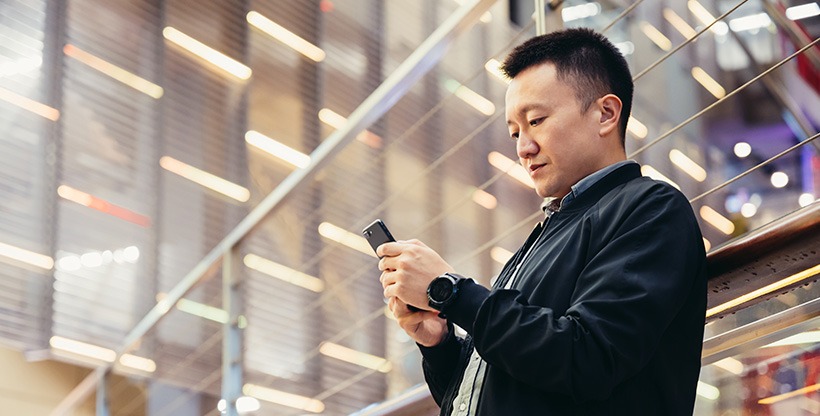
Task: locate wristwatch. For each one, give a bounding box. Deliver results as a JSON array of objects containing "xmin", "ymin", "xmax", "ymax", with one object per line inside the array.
[{"xmin": 427, "ymin": 273, "xmax": 466, "ymax": 311}]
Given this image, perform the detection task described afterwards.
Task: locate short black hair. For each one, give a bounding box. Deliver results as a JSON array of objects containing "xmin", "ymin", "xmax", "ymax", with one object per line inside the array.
[{"xmin": 501, "ymin": 28, "xmax": 633, "ymax": 144}]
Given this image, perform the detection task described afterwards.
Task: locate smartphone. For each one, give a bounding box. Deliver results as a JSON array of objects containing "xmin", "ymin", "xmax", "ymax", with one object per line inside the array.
[
  {"xmin": 362, "ymin": 219, "xmax": 395, "ymax": 256},
  {"xmin": 362, "ymin": 219, "xmax": 421, "ymax": 312}
]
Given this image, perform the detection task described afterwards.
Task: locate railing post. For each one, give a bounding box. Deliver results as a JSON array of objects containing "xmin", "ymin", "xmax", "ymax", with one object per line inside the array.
[
  {"xmin": 95, "ymin": 370, "xmax": 110, "ymax": 416},
  {"xmin": 221, "ymin": 245, "xmax": 243, "ymax": 416}
]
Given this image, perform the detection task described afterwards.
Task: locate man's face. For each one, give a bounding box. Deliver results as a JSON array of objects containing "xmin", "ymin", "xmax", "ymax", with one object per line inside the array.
[{"xmin": 505, "ymin": 63, "xmax": 604, "ymax": 199}]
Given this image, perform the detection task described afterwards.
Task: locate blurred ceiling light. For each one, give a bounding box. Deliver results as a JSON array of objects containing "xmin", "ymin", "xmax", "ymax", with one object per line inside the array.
[
  {"xmin": 702, "ymin": 237, "xmax": 711, "ymax": 252},
  {"xmin": 688, "ymin": 0, "xmax": 728, "ymax": 35},
  {"xmin": 49, "ymin": 336, "xmax": 155, "ymax": 373},
  {"xmin": 759, "ymin": 382, "xmax": 820, "ymax": 405},
  {"xmin": 707, "ymin": 264, "xmax": 820, "ymax": 318},
  {"xmin": 318, "ymin": 222, "xmax": 374, "ymax": 257},
  {"xmin": 118, "ymin": 353, "xmax": 157, "ymax": 373},
  {"xmin": 472, "ymin": 188, "xmax": 497, "ymax": 209},
  {"xmin": 0, "ymin": 241, "xmax": 53, "ymax": 270},
  {"xmin": 162, "ymin": 27, "xmax": 251, "ymax": 80},
  {"xmin": 452, "ymin": 0, "xmax": 492, "ymax": 22},
  {"xmin": 243, "ymin": 253, "xmax": 325, "ymax": 292},
  {"xmin": 770, "ymin": 171, "xmax": 789, "ymax": 188},
  {"xmin": 484, "ymin": 58, "xmax": 509, "ymax": 84},
  {"xmin": 691, "ymin": 66, "xmax": 726, "ymax": 99},
  {"xmin": 0, "ymin": 86, "xmax": 59, "ymax": 120},
  {"xmin": 243, "ymin": 383, "xmax": 325, "ymax": 413},
  {"xmin": 176, "ymin": 298, "xmax": 229, "ymax": 323},
  {"xmin": 490, "ymin": 246, "xmax": 513, "ymax": 265},
  {"xmin": 317, "ymin": 108, "xmax": 383, "ymax": 148},
  {"xmin": 699, "ymin": 205, "xmax": 735, "ymax": 235},
  {"xmin": 159, "ymin": 156, "xmax": 250, "ymax": 202},
  {"xmin": 740, "ymin": 202, "xmax": 757, "ymax": 218},
  {"xmin": 56, "ymin": 247, "xmax": 139, "ymax": 271},
  {"xmin": 445, "ymin": 79, "xmax": 495, "ymax": 116},
  {"xmin": 57, "ymin": 185, "xmax": 151, "ymax": 227},
  {"xmin": 713, "ymin": 357, "xmax": 743, "ymax": 375},
  {"xmin": 639, "ymin": 21, "xmax": 672, "ymax": 51},
  {"xmin": 663, "ymin": 8, "xmax": 697, "ymax": 39},
  {"xmin": 799, "ymin": 193, "xmax": 816, "ymax": 207},
  {"xmin": 697, "ymin": 381, "xmax": 720, "ymax": 400},
  {"xmin": 0, "ymin": 55, "xmax": 42, "ymax": 77},
  {"xmin": 218, "ymin": 397, "xmax": 261, "ymax": 414},
  {"xmin": 729, "ymin": 13, "xmax": 772, "ymax": 32},
  {"xmin": 247, "ymin": 11, "xmax": 325, "ymax": 62},
  {"xmin": 63, "ymin": 44, "xmax": 163, "ymax": 99},
  {"xmin": 669, "ymin": 149, "xmax": 707, "ymax": 182},
  {"xmin": 627, "ymin": 116, "xmax": 648, "ymax": 139},
  {"xmin": 614, "ymin": 41, "xmax": 635, "ymax": 56},
  {"xmin": 562, "ymin": 2, "xmax": 601, "ymax": 22},
  {"xmin": 733, "ymin": 142, "xmax": 752, "ymax": 158},
  {"xmin": 488, "ymin": 152, "xmax": 533, "ymax": 188},
  {"xmin": 319, "ymin": 341, "xmax": 392, "ymax": 373},
  {"xmin": 245, "ymin": 130, "xmax": 311, "ymax": 168},
  {"xmin": 640, "ymin": 165, "xmax": 680, "ymax": 190},
  {"xmin": 766, "ymin": 330, "xmax": 820, "ymax": 348},
  {"xmin": 786, "ymin": 3, "xmax": 820, "ymax": 20}
]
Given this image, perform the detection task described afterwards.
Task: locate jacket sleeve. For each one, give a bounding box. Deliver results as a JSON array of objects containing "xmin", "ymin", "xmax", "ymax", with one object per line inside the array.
[
  {"xmin": 417, "ymin": 322, "xmax": 466, "ymax": 406},
  {"xmin": 441, "ymin": 186, "xmax": 706, "ymax": 401}
]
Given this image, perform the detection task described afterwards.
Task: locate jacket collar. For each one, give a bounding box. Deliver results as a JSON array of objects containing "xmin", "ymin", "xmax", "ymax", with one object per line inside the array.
[{"xmin": 558, "ymin": 161, "xmax": 642, "ymax": 212}]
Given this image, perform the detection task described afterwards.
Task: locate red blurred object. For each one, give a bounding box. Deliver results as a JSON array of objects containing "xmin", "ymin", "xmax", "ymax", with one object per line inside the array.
[{"xmin": 320, "ymin": 0, "xmax": 334, "ymax": 13}]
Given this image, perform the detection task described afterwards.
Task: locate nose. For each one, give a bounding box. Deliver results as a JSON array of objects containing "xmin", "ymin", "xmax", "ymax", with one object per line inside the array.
[{"xmin": 516, "ymin": 131, "xmax": 538, "ymax": 160}]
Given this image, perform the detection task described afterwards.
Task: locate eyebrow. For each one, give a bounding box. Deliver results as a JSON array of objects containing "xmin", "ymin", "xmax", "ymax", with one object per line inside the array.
[{"xmin": 506, "ymin": 103, "xmax": 547, "ymax": 125}]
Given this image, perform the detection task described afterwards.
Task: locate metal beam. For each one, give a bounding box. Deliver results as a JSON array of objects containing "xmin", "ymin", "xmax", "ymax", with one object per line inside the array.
[{"xmin": 49, "ymin": 0, "xmax": 497, "ymax": 414}]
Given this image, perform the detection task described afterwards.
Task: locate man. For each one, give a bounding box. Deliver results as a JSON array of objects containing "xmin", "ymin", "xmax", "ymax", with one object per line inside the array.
[{"xmin": 378, "ymin": 28, "xmax": 707, "ymax": 415}]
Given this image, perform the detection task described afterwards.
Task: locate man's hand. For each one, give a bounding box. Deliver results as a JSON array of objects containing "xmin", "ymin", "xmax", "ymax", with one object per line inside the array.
[
  {"xmin": 388, "ymin": 297, "xmax": 448, "ymax": 347},
  {"xmin": 378, "ymin": 239, "xmax": 454, "ymax": 310}
]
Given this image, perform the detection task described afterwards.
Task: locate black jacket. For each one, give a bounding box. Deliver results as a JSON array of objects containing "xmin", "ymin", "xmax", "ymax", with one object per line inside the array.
[{"xmin": 420, "ymin": 163, "xmax": 707, "ymax": 415}]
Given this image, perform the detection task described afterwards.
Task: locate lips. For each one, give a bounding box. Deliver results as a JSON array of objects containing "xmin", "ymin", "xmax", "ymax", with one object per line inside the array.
[{"xmin": 529, "ymin": 163, "xmax": 546, "ymax": 176}]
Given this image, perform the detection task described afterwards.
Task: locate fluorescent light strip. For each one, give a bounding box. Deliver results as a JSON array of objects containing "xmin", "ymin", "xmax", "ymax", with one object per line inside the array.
[
  {"xmin": 445, "ymin": 79, "xmax": 495, "ymax": 116},
  {"xmin": 245, "ymin": 130, "xmax": 311, "ymax": 168},
  {"xmin": 319, "ymin": 341, "xmax": 392, "ymax": 373},
  {"xmin": 759, "ymin": 382, "xmax": 820, "ymax": 405},
  {"xmin": 159, "ymin": 156, "xmax": 250, "ymax": 202},
  {"xmin": 472, "ymin": 188, "xmax": 497, "ymax": 210},
  {"xmin": 0, "ymin": 241, "xmax": 53, "ymax": 270},
  {"xmin": 57, "ymin": 185, "xmax": 151, "ymax": 227},
  {"xmin": 562, "ymin": 2, "xmax": 601, "ymax": 22},
  {"xmin": 0, "ymin": 56, "xmax": 42, "ymax": 77},
  {"xmin": 49, "ymin": 336, "xmax": 155, "ymax": 372},
  {"xmin": 729, "ymin": 13, "xmax": 772, "ymax": 32},
  {"xmin": 176, "ymin": 298, "xmax": 229, "ymax": 323},
  {"xmin": 669, "ymin": 149, "xmax": 707, "ymax": 182},
  {"xmin": 688, "ymin": 0, "xmax": 728, "ymax": 35},
  {"xmin": 488, "ymin": 152, "xmax": 533, "ymax": 188},
  {"xmin": 490, "ymin": 246, "xmax": 513, "ymax": 265},
  {"xmin": 699, "ymin": 205, "xmax": 735, "ymax": 235},
  {"xmin": 697, "ymin": 381, "xmax": 720, "ymax": 400},
  {"xmin": 484, "ymin": 58, "xmax": 509, "ymax": 84},
  {"xmin": 691, "ymin": 66, "xmax": 726, "ymax": 98},
  {"xmin": 162, "ymin": 27, "xmax": 251, "ymax": 80},
  {"xmin": 712, "ymin": 357, "xmax": 743, "ymax": 375},
  {"xmin": 63, "ymin": 44, "xmax": 163, "ymax": 99},
  {"xmin": 243, "ymin": 253, "xmax": 324, "ymax": 292},
  {"xmin": 786, "ymin": 3, "xmax": 820, "ymax": 20},
  {"xmin": 317, "ymin": 222, "xmax": 374, "ymax": 257},
  {"xmin": 703, "ymin": 237, "xmax": 711, "ymax": 252},
  {"xmin": 247, "ymin": 11, "xmax": 326, "ymax": 62},
  {"xmin": 639, "ymin": 22, "xmax": 672, "ymax": 51},
  {"xmin": 640, "ymin": 165, "xmax": 680, "ymax": 190},
  {"xmin": 663, "ymin": 8, "xmax": 697, "ymax": 39},
  {"xmin": 0, "ymin": 86, "xmax": 59, "ymax": 120},
  {"xmin": 317, "ymin": 108, "xmax": 382, "ymax": 148},
  {"xmin": 627, "ymin": 116, "xmax": 648, "ymax": 139},
  {"xmin": 706, "ymin": 264, "xmax": 820, "ymax": 318},
  {"xmin": 243, "ymin": 383, "xmax": 325, "ymax": 413},
  {"xmin": 765, "ymin": 330, "xmax": 820, "ymax": 348}
]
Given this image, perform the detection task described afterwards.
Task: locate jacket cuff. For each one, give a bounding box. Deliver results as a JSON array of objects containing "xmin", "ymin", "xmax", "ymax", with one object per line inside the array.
[
  {"xmin": 418, "ymin": 321, "xmax": 459, "ymax": 367},
  {"xmin": 440, "ymin": 278, "xmax": 490, "ymax": 334}
]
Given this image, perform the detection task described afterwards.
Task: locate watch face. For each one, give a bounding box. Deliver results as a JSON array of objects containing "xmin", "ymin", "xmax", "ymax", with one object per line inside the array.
[{"xmin": 430, "ymin": 277, "xmax": 454, "ymax": 302}]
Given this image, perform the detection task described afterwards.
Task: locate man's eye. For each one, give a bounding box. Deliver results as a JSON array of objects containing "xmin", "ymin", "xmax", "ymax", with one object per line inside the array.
[
  {"xmin": 529, "ymin": 117, "xmax": 544, "ymax": 127},
  {"xmin": 510, "ymin": 132, "xmax": 519, "ymax": 141}
]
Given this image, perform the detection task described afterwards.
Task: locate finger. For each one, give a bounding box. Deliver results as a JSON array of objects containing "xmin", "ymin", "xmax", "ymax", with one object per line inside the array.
[{"xmin": 376, "ymin": 241, "xmax": 400, "ymax": 258}]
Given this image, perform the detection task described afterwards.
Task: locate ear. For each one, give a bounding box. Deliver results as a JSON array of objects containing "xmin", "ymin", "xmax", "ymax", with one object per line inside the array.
[{"xmin": 597, "ymin": 94, "xmax": 622, "ymax": 137}]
